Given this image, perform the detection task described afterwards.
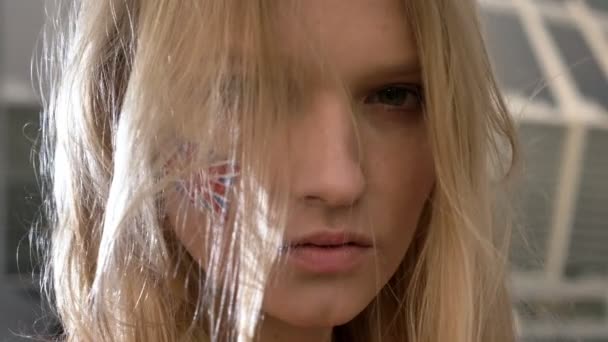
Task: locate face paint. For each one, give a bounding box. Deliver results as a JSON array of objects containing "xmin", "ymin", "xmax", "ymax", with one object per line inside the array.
[
  {"xmin": 167, "ymin": 143, "xmax": 240, "ymax": 222},
  {"xmin": 177, "ymin": 159, "xmax": 240, "ymax": 221}
]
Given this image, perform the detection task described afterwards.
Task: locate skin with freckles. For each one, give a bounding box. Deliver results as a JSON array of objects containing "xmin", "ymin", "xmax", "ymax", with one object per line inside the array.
[{"xmin": 168, "ymin": 0, "xmax": 435, "ymax": 341}]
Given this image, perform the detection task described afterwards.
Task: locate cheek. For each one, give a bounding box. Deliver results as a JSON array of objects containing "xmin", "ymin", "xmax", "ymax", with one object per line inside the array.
[
  {"xmin": 165, "ymin": 186, "xmax": 242, "ymax": 270},
  {"xmin": 164, "ymin": 152, "xmax": 241, "ymax": 264},
  {"xmin": 369, "ymin": 125, "xmax": 435, "ymax": 210},
  {"xmin": 165, "ymin": 189, "xmax": 209, "ymax": 263},
  {"xmin": 366, "ymin": 131, "xmax": 435, "ymax": 261},
  {"xmin": 364, "ymin": 114, "xmax": 435, "ymax": 203},
  {"xmin": 377, "ymin": 148, "xmax": 434, "ymax": 221}
]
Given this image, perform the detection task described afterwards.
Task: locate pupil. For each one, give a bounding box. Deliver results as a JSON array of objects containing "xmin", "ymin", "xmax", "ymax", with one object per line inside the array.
[{"xmin": 381, "ymin": 87, "xmax": 406, "ymax": 106}]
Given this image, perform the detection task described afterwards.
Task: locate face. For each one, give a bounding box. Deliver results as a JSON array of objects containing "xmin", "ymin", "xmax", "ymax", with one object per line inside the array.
[{"xmin": 168, "ymin": 0, "xmax": 435, "ymax": 332}]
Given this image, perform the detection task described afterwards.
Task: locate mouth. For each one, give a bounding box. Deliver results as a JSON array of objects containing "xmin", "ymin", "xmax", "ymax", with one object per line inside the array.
[
  {"xmin": 283, "ymin": 231, "xmax": 373, "ymax": 273},
  {"xmin": 290, "ymin": 241, "xmax": 369, "ymax": 248},
  {"xmin": 288, "ymin": 231, "xmax": 373, "ymax": 248}
]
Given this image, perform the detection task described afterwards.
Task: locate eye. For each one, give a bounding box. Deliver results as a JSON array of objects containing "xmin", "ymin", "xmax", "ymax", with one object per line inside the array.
[{"xmin": 364, "ymin": 84, "xmax": 424, "ymax": 112}]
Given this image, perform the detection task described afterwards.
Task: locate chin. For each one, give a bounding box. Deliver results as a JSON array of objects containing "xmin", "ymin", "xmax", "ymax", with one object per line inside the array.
[
  {"xmin": 262, "ymin": 279, "xmax": 375, "ymax": 328},
  {"xmin": 278, "ymin": 304, "xmax": 359, "ymax": 328}
]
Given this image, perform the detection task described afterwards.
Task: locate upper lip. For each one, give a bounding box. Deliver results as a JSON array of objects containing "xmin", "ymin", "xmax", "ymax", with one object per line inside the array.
[{"xmin": 288, "ymin": 231, "xmax": 373, "ymax": 247}]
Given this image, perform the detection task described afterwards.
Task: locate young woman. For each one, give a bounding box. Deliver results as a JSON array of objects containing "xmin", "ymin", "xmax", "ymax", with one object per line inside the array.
[{"xmin": 39, "ymin": 0, "xmax": 520, "ymax": 341}]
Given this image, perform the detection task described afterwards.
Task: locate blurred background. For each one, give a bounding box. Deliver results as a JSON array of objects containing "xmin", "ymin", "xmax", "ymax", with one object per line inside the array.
[{"xmin": 0, "ymin": 0, "xmax": 606, "ymax": 341}]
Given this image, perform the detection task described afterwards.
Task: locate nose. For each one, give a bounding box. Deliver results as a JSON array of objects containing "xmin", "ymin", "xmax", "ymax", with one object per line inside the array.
[{"xmin": 289, "ymin": 90, "xmax": 366, "ymax": 207}]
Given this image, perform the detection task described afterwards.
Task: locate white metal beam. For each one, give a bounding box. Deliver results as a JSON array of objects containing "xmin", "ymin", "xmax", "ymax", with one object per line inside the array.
[{"xmin": 512, "ymin": 0, "xmax": 587, "ymax": 282}]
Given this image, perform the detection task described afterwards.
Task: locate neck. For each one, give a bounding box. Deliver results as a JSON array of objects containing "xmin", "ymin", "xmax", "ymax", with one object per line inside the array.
[{"xmin": 257, "ymin": 314, "xmax": 333, "ymax": 342}]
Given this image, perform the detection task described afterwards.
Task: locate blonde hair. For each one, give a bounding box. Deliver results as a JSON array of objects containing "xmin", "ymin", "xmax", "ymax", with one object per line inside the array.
[{"xmin": 39, "ymin": 0, "xmax": 519, "ymax": 341}]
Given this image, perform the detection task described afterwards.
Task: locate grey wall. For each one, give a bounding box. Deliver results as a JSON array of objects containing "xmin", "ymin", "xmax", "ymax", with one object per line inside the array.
[
  {"xmin": 1, "ymin": 0, "xmax": 45, "ymax": 104},
  {"xmin": 1, "ymin": 1, "xmax": 47, "ymax": 341}
]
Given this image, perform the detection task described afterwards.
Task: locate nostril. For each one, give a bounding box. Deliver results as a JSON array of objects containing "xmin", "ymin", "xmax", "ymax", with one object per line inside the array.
[
  {"xmin": 304, "ymin": 195, "xmax": 322, "ymax": 202},
  {"xmin": 293, "ymin": 156, "xmax": 367, "ymax": 207},
  {"xmin": 302, "ymin": 195, "xmax": 332, "ymax": 207}
]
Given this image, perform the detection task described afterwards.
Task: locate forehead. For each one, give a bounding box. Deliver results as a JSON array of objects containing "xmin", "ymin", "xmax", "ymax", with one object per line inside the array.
[{"xmin": 280, "ymin": 0, "xmax": 418, "ymax": 79}]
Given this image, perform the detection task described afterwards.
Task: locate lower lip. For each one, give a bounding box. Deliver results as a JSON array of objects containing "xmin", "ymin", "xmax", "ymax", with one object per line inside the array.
[{"xmin": 287, "ymin": 245, "xmax": 371, "ymax": 274}]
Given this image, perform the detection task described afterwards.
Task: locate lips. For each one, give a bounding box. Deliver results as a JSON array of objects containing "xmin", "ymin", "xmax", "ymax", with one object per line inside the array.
[{"xmin": 284, "ymin": 231, "xmax": 373, "ymax": 273}]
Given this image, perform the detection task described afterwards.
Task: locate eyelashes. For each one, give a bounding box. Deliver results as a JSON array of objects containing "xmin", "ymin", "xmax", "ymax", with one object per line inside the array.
[
  {"xmin": 214, "ymin": 73, "xmax": 425, "ymax": 112},
  {"xmin": 363, "ymin": 83, "xmax": 425, "ymax": 113}
]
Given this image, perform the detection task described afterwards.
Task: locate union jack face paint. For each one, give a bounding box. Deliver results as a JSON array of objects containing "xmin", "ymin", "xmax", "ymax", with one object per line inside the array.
[
  {"xmin": 177, "ymin": 159, "xmax": 240, "ymax": 221},
  {"xmin": 167, "ymin": 143, "xmax": 240, "ymax": 222}
]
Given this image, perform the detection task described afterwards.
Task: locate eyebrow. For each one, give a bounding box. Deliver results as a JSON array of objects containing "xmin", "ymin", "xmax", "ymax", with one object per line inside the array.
[
  {"xmin": 367, "ymin": 60, "xmax": 422, "ymax": 81},
  {"xmin": 343, "ymin": 59, "xmax": 422, "ymax": 94}
]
